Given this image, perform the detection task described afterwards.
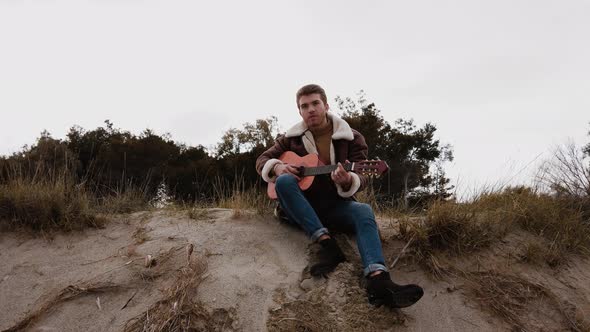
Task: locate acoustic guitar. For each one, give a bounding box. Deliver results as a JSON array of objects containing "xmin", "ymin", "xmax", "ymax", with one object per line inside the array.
[{"xmin": 267, "ymin": 151, "xmax": 389, "ymax": 199}]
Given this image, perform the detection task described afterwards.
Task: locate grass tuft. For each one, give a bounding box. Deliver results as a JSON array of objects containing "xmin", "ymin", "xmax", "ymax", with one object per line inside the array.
[
  {"xmin": 96, "ymin": 189, "xmax": 149, "ymax": 215},
  {"xmin": 476, "ymin": 187, "xmax": 590, "ymax": 266},
  {"xmin": 123, "ymin": 256, "xmax": 236, "ymax": 332},
  {"xmin": 398, "ymin": 187, "xmax": 590, "ymax": 273},
  {"xmin": 0, "ymin": 160, "xmax": 151, "ymax": 232},
  {"xmin": 211, "ymin": 173, "xmax": 273, "ymax": 217},
  {"xmin": 0, "ymin": 178, "xmax": 105, "ymax": 231}
]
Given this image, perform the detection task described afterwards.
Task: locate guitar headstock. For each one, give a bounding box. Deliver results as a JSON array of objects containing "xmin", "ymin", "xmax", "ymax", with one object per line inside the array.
[{"xmin": 351, "ymin": 160, "xmax": 390, "ymax": 178}]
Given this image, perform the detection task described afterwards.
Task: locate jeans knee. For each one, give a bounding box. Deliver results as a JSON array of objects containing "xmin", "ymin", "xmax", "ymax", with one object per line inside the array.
[
  {"xmin": 355, "ymin": 203, "xmax": 377, "ymax": 226},
  {"xmin": 358, "ymin": 203, "xmax": 375, "ymax": 217},
  {"xmin": 275, "ymin": 174, "xmax": 298, "ymax": 193}
]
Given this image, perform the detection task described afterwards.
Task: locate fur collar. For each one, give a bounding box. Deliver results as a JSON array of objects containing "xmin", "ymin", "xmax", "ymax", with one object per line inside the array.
[{"xmin": 285, "ymin": 112, "xmax": 354, "ymax": 141}]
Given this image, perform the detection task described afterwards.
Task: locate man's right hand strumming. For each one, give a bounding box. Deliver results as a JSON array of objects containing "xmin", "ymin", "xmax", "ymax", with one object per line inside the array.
[{"xmin": 273, "ymin": 163, "xmax": 301, "ymax": 181}]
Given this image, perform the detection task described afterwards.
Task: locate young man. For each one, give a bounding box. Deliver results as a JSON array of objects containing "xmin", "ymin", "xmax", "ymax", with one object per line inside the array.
[{"xmin": 255, "ymin": 84, "xmax": 423, "ymax": 308}]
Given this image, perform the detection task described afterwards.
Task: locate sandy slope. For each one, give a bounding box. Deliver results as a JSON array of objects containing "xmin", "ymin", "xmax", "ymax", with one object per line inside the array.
[{"xmin": 1, "ymin": 209, "xmax": 588, "ymax": 331}]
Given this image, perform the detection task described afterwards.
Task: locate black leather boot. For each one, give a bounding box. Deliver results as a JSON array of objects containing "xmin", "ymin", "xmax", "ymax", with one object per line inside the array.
[
  {"xmin": 309, "ymin": 237, "xmax": 346, "ymax": 277},
  {"xmin": 366, "ymin": 271, "xmax": 424, "ymax": 308}
]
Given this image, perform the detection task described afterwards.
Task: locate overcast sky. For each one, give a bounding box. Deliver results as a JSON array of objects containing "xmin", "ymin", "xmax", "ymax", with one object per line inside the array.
[{"xmin": 1, "ymin": 0, "xmax": 589, "ymax": 196}]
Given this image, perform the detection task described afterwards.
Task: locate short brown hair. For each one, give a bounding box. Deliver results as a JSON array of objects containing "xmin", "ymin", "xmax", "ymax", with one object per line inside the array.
[{"xmin": 296, "ymin": 84, "xmax": 328, "ymax": 109}]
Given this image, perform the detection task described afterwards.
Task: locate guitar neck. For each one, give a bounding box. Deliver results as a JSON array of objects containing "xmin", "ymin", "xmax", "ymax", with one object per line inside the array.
[{"xmin": 302, "ymin": 163, "xmax": 353, "ymax": 176}]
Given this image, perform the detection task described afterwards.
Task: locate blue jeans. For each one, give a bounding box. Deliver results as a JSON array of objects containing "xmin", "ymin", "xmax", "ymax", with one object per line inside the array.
[{"xmin": 275, "ymin": 174, "xmax": 388, "ymax": 276}]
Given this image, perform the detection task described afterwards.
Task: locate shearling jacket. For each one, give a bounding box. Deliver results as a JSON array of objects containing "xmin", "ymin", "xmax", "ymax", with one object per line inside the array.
[{"xmin": 256, "ymin": 112, "xmax": 369, "ymax": 201}]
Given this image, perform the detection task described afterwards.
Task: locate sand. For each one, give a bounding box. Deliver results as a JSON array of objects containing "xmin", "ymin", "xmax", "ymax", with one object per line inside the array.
[{"xmin": 1, "ymin": 209, "xmax": 589, "ymax": 331}]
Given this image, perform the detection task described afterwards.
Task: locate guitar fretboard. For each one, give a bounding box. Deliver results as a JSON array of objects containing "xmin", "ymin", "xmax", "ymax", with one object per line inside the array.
[{"xmin": 302, "ymin": 163, "xmax": 353, "ymax": 176}]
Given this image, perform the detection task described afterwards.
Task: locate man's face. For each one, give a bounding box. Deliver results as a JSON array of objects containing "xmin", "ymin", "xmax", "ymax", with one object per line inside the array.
[{"xmin": 298, "ymin": 93, "xmax": 329, "ymax": 129}]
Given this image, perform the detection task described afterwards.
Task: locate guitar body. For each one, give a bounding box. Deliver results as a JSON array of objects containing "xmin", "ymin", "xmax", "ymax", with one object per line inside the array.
[
  {"xmin": 265, "ymin": 151, "xmax": 389, "ymax": 200},
  {"xmin": 267, "ymin": 151, "xmax": 322, "ymax": 200}
]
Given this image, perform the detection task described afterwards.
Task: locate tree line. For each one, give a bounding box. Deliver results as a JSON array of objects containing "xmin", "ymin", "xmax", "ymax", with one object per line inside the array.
[{"xmin": 0, "ymin": 94, "xmax": 455, "ymax": 209}]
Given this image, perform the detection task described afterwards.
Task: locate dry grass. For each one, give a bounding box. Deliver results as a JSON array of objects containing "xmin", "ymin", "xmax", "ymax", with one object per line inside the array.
[
  {"xmin": 0, "ymin": 160, "xmax": 149, "ymax": 231},
  {"xmin": 354, "ymin": 180, "xmax": 383, "ymax": 212},
  {"xmin": 267, "ymin": 298, "xmax": 338, "ymax": 332},
  {"xmin": 475, "ymin": 187, "xmax": 590, "ymax": 266},
  {"xmin": 216, "ymin": 188, "xmax": 272, "ymax": 217},
  {"xmin": 0, "ymin": 177, "xmax": 106, "ymax": 231},
  {"xmin": 3, "ymin": 243, "xmax": 226, "ymax": 332},
  {"xmin": 519, "ymin": 239, "xmax": 563, "ymax": 267},
  {"xmin": 187, "ymin": 190, "xmax": 271, "ymax": 220},
  {"xmin": 397, "ymin": 187, "xmax": 590, "ymax": 273},
  {"xmin": 211, "ymin": 173, "xmax": 273, "ymax": 217},
  {"xmin": 123, "ymin": 256, "xmax": 236, "ymax": 332},
  {"xmin": 462, "ymin": 270, "xmax": 586, "ymax": 332},
  {"xmin": 96, "ymin": 188, "xmax": 149, "ymax": 215},
  {"xmin": 401, "ymin": 201, "xmax": 508, "ymax": 255},
  {"xmin": 398, "ymin": 200, "xmax": 509, "ymax": 277},
  {"xmin": 3, "ymin": 281, "xmax": 122, "ymax": 332}
]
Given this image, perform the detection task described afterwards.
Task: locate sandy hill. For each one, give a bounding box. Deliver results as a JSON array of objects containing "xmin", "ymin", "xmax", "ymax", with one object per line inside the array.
[{"xmin": 1, "ymin": 209, "xmax": 589, "ymax": 331}]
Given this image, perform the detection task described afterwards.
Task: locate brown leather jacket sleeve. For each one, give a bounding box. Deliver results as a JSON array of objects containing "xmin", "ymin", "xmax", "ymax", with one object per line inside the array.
[
  {"xmin": 256, "ymin": 135, "xmax": 289, "ymax": 176},
  {"xmin": 257, "ymin": 130, "xmax": 370, "ymax": 197}
]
